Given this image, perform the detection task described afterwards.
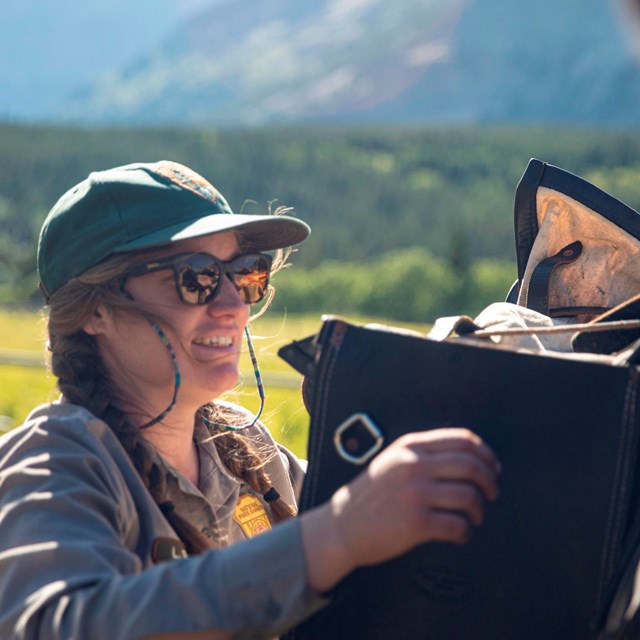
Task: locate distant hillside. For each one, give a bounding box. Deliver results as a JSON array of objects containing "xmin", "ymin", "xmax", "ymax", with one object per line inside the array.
[
  {"xmin": 60, "ymin": 0, "xmax": 465, "ymax": 124},
  {"xmin": 19, "ymin": 0, "xmax": 640, "ymax": 126}
]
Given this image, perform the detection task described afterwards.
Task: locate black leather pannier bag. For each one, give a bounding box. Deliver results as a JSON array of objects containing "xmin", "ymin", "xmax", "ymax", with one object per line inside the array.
[{"xmin": 279, "ymin": 317, "xmax": 640, "ymax": 640}]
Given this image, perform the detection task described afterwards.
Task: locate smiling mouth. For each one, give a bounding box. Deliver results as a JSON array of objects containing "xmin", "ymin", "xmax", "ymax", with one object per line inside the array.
[{"xmin": 193, "ymin": 336, "xmax": 234, "ymax": 348}]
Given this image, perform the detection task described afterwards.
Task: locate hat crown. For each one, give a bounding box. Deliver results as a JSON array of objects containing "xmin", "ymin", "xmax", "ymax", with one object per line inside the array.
[
  {"xmin": 38, "ymin": 161, "xmax": 231, "ymax": 296},
  {"xmin": 37, "ymin": 160, "xmax": 310, "ymax": 299}
]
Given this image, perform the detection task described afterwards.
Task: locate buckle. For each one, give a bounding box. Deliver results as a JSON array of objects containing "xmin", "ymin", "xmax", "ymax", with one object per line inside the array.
[{"xmin": 334, "ymin": 413, "xmax": 384, "ymax": 465}]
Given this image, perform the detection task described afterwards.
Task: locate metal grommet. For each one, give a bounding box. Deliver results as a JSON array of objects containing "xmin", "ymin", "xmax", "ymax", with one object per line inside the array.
[{"xmin": 334, "ymin": 413, "xmax": 384, "ymax": 465}]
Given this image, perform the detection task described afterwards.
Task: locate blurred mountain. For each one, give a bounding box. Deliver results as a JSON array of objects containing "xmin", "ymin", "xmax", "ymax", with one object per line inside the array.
[
  {"xmin": 0, "ymin": 0, "xmax": 213, "ymax": 119},
  {"xmin": 3, "ymin": 0, "xmax": 640, "ymax": 125}
]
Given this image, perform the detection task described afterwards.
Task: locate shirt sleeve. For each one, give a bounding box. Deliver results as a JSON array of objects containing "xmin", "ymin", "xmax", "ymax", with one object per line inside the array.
[
  {"xmin": 276, "ymin": 442, "xmax": 307, "ymax": 502},
  {"xmin": 0, "ymin": 413, "xmax": 326, "ymax": 640}
]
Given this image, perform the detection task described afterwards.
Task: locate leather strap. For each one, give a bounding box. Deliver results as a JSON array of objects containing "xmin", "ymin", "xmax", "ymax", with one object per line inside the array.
[{"xmin": 526, "ymin": 240, "xmax": 583, "ymax": 314}]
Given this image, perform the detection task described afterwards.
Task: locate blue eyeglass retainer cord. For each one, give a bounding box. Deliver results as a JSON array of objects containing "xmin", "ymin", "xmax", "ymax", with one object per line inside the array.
[{"xmin": 139, "ymin": 323, "xmax": 265, "ymax": 431}]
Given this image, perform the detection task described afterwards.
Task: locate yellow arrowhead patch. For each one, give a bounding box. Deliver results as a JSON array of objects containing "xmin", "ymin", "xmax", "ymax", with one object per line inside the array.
[{"xmin": 233, "ymin": 493, "xmax": 272, "ymax": 538}]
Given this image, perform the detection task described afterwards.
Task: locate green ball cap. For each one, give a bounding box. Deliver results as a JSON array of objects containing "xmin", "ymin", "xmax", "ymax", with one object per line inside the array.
[{"xmin": 37, "ymin": 160, "xmax": 310, "ymax": 298}]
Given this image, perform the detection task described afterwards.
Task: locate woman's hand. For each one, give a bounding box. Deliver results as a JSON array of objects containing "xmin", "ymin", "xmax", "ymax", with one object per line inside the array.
[{"xmin": 300, "ymin": 428, "xmax": 500, "ymax": 594}]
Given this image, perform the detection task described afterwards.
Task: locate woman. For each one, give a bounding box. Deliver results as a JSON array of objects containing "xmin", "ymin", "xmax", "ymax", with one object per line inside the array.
[{"xmin": 0, "ymin": 160, "xmax": 500, "ymax": 639}]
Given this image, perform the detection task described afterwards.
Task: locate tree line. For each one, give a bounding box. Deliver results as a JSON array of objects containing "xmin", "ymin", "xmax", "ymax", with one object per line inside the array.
[{"xmin": 2, "ymin": 123, "xmax": 640, "ymax": 320}]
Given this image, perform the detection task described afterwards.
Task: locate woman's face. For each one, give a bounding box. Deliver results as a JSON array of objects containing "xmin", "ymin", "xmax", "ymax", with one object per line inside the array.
[{"xmin": 86, "ymin": 231, "xmax": 252, "ymax": 422}]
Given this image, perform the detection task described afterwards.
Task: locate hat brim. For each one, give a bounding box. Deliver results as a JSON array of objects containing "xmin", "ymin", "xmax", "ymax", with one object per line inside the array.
[{"xmin": 115, "ymin": 213, "xmax": 310, "ymax": 254}]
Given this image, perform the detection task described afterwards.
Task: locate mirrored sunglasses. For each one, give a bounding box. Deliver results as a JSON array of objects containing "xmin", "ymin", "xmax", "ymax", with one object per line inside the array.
[{"xmin": 121, "ymin": 252, "xmax": 273, "ymax": 305}]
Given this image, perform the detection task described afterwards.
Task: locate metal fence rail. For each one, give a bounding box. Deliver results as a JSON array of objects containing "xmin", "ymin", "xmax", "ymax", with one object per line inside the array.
[
  {"xmin": 0, "ymin": 349, "xmax": 302, "ymax": 389},
  {"xmin": 0, "ymin": 349, "xmax": 46, "ymax": 369}
]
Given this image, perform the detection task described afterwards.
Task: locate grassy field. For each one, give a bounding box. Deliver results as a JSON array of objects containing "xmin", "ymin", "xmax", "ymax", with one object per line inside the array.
[{"xmin": 0, "ymin": 308, "xmax": 426, "ymax": 457}]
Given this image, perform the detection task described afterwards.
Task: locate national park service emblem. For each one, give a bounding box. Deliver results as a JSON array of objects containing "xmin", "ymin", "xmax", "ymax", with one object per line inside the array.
[{"xmin": 233, "ymin": 493, "xmax": 272, "ymax": 538}]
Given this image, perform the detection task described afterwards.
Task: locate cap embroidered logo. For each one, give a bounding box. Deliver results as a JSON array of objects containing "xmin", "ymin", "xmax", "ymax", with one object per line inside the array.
[{"xmin": 154, "ymin": 161, "xmax": 218, "ymax": 202}]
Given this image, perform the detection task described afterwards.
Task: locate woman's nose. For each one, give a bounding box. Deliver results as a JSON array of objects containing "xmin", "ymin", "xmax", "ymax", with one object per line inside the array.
[{"xmin": 207, "ymin": 273, "xmax": 250, "ymax": 317}]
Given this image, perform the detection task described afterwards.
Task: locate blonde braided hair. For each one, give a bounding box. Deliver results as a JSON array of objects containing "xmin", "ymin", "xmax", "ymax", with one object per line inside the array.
[{"xmin": 46, "ymin": 240, "xmax": 295, "ymax": 554}]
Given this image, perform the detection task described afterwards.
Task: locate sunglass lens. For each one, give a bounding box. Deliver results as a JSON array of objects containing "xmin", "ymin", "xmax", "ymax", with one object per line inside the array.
[
  {"xmin": 175, "ymin": 253, "xmax": 271, "ymax": 305},
  {"xmin": 177, "ymin": 255, "xmax": 221, "ymax": 305},
  {"xmin": 232, "ymin": 254, "xmax": 271, "ymax": 304}
]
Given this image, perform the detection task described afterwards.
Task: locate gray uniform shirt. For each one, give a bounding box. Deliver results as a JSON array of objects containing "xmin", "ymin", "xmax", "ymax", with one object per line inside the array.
[{"xmin": 0, "ymin": 401, "xmax": 326, "ymax": 640}]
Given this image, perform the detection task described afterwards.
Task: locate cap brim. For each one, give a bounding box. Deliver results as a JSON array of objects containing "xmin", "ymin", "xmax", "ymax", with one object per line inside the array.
[{"xmin": 115, "ymin": 213, "xmax": 310, "ymax": 253}]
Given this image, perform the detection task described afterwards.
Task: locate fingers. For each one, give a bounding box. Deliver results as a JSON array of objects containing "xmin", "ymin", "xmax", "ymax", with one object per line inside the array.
[
  {"xmin": 422, "ymin": 510, "xmax": 474, "ymax": 545},
  {"xmin": 422, "ymin": 451, "xmax": 500, "ymax": 502},
  {"xmin": 400, "ymin": 428, "xmax": 501, "ymax": 475},
  {"xmin": 388, "ymin": 428, "xmax": 501, "ymax": 535},
  {"xmin": 389, "ymin": 429, "xmax": 500, "ymax": 502},
  {"xmin": 425, "ymin": 481, "xmax": 486, "ymax": 526}
]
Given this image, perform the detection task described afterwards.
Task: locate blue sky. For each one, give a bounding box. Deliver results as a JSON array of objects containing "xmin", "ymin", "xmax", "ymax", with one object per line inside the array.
[{"xmin": 0, "ymin": 0, "xmax": 221, "ymax": 118}]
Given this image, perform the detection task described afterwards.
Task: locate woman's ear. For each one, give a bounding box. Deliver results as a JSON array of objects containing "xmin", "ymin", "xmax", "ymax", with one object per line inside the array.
[{"xmin": 83, "ymin": 305, "xmax": 111, "ymax": 336}]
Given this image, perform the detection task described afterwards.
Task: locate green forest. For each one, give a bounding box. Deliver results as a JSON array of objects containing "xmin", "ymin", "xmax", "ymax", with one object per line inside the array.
[{"xmin": 3, "ymin": 123, "xmax": 640, "ymax": 320}]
